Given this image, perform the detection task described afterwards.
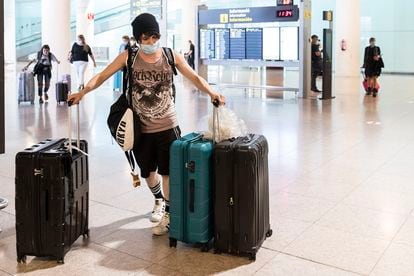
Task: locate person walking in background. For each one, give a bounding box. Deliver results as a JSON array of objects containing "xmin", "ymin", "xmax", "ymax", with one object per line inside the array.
[
  {"xmin": 68, "ymin": 34, "xmax": 97, "ymax": 91},
  {"xmin": 113, "ymin": 35, "xmax": 130, "ymax": 91},
  {"xmin": 185, "ymin": 40, "xmax": 195, "ymax": 70},
  {"xmin": 311, "ymin": 34, "xmax": 322, "ymax": 93},
  {"xmin": 24, "ymin": 45, "xmax": 60, "ymax": 104},
  {"xmin": 363, "ymin": 37, "xmax": 384, "ymax": 97}
]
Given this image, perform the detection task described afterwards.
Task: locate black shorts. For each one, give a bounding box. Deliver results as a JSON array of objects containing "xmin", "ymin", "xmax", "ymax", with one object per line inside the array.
[{"xmin": 133, "ymin": 126, "xmax": 181, "ymax": 178}]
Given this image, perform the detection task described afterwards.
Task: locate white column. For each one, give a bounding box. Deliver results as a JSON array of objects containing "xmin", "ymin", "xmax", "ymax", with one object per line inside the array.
[
  {"xmin": 299, "ymin": 0, "xmax": 312, "ymax": 98},
  {"xmin": 76, "ymin": 0, "xmax": 95, "ymax": 44},
  {"xmin": 159, "ymin": 0, "xmax": 168, "ymax": 47},
  {"xmin": 180, "ymin": 0, "xmax": 200, "ymax": 52},
  {"xmin": 334, "ymin": 0, "xmax": 360, "ymax": 77},
  {"xmin": 42, "ymin": 0, "xmax": 71, "ymax": 75},
  {"xmin": 4, "ymin": 0, "xmax": 16, "ymax": 65}
]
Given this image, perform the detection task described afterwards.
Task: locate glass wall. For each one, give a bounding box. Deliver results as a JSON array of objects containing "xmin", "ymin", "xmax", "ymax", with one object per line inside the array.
[{"xmin": 361, "ymin": 0, "xmax": 414, "ymax": 73}]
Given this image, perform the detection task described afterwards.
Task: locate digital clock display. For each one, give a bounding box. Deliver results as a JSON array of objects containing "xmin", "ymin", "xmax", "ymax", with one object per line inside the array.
[{"xmin": 276, "ymin": 9, "xmax": 294, "ymax": 18}]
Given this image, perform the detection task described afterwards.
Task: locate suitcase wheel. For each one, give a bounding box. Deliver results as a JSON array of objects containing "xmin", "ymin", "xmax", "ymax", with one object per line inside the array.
[
  {"xmin": 17, "ymin": 255, "xmax": 27, "ymax": 263},
  {"xmin": 214, "ymin": 248, "xmax": 221, "ymax": 255},
  {"xmin": 169, "ymin": 238, "xmax": 177, "ymax": 248},
  {"xmin": 266, "ymin": 229, "xmax": 273, "ymax": 238},
  {"xmin": 200, "ymin": 243, "xmax": 210, "ymax": 253},
  {"xmin": 248, "ymin": 252, "xmax": 256, "ymax": 261},
  {"xmin": 82, "ymin": 229, "xmax": 90, "ymax": 239}
]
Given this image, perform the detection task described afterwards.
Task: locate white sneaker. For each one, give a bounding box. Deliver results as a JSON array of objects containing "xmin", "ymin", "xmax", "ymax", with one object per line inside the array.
[
  {"xmin": 152, "ymin": 212, "xmax": 170, "ymax": 236},
  {"xmin": 150, "ymin": 199, "xmax": 165, "ymax": 222}
]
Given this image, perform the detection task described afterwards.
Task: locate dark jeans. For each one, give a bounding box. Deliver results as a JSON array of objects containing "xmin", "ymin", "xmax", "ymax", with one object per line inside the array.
[
  {"xmin": 37, "ymin": 68, "xmax": 52, "ymax": 96},
  {"xmin": 311, "ymin": 61, "xmax": 322, "ymax": 90},
  {"xmin": 188, "ymin": 57, "xmax": 195, "ymax": 70}
]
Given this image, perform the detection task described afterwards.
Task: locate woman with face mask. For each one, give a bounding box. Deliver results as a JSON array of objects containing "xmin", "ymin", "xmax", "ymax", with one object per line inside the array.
[
  {"xmin": 68, "ymin": 34, "xmax": 97, "ymax": 91},
  {"xmin": 68, "ymin": 13, "xmax": 225, "ymax": 236},
  {"xmin": 24, "ymin": 44, "xmax": 60, "ymax": 104},
  {"xmin": 363, "ymin": 37, "xmax": 384, "ymax": 97}
]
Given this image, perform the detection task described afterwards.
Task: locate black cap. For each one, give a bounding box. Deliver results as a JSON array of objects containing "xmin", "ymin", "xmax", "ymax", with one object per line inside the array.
[
  {"xmin": 131, "ymin": 13, "xmax": 160, "ymax": 41},
  {"xmin": 311, "ymin": 35, "xmax": 318, "ymax": 39}
]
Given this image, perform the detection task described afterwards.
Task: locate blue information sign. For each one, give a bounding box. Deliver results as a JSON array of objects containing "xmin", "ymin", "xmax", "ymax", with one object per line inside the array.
[
  {"xmin": 215, "ymin": 29, "xmax": 230, "ymax": 59},
  {"xmin": 246, "ymin": 28, "xmax": 263, "ymax": 59},
  {"xmin": 198, "ymin": 6, "xmax": 299, "ymax": 25},
  {"xmin": 229, "ymin": 29, "xmax": 246, "ymax": 59}
]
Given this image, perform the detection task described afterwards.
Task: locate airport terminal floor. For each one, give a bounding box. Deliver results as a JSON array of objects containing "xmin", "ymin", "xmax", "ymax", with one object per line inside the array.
[{"xmin": 1, "ymin": 62, "xmax": 414, "ymax": 275}]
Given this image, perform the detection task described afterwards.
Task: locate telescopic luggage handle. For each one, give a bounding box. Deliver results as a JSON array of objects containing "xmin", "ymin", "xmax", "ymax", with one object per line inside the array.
[
  {"xmin": 212, "ymin": 99, "xmax": 221, "ymax": 143},
  {"xmin": 67, "ymin": 98, "xmax": 87, "ymax": 155}
]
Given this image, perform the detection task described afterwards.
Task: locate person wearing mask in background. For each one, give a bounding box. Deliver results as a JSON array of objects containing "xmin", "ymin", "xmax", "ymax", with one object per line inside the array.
[
  {"xmin": 363, "ymin": 37, "xmax": 384, "ymax": 97},
  {"xmin": 24, "ymin": 44, "xmax": 61, "ymax": 104},
  {"xmin": 68, "ymin": 34, "xmax": 97, "ymax": 91},
  {"xmin": 311, "ymin": 35, "xmax": 322, "ymax": 93},
  {"xmin": 68, "ymin": 13, "xmax": 225, "ymax": 236},
  {"xmin": 185, "ymin": 40, "xmax": 195, "ymax": 70},
  {"xmin": 113, "ymin": 35, "xmax": 130, "ymax": 91}
]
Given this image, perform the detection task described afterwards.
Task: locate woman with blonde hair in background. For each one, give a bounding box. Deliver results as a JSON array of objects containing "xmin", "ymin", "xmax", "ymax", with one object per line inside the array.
[{"xmin": 68, "ymin": 34, "xmax": 97, "ymax": 90}]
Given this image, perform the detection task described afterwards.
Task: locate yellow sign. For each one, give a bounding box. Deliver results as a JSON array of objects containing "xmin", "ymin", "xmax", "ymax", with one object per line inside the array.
[
  {"xmin": 304, "ymin": 10, "xmax": 312, "ymax": 19},
  {"xmin": 220, "ymin": 14, "xmax": 229, "ymax": 23}
]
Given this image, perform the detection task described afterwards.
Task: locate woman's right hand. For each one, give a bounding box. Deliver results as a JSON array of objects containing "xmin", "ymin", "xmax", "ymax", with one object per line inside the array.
[{"xmin": 67, "ymin": 91, "xmax": 85, "ymax": 105}]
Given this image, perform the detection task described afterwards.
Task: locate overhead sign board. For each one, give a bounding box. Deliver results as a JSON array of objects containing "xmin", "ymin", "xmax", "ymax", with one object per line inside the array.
[{"xmin": 198, "ymin": 5, "xmax": 299, "ymax": 25}]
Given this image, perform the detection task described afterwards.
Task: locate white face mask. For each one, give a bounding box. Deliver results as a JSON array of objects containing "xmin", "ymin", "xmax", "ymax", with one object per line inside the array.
[
  {"xmin": 140, "ymin": 40, "xmax": 160, "ymax": 55},
  {"xmin": 77, "ymin": 40, "xmax": 83, "ymax": 45}
]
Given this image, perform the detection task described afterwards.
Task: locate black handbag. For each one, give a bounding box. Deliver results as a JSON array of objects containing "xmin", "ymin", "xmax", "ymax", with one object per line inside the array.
[{"xmin": 107, "ymin": 47, "xmax": 141, "ymax": 151}]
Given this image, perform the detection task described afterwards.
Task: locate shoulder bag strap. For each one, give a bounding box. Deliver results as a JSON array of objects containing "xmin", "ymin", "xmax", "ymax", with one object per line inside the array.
[{"xmin": 162, "ymin": 47, "xmax": 177, "ymax": 76}]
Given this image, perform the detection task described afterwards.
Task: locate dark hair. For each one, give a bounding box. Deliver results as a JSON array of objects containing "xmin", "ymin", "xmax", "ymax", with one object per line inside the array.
[
  {"xmin": 140, "ymin": 31, "xmax": 161, "ymax": 42},
  {"xmin": 122, "ymin": 35, "xmax": 130, "ymax": 41},
  {"xmin": 311, "ymin": 35, "xmax": 318, "ymax": 40},
  {"xmin": 41, "ymin": 44, "xmax": 50, "ymax": 51},
  {"xmin": 369, "ymin": 37, "xmax": 376, "ymax": 43}
]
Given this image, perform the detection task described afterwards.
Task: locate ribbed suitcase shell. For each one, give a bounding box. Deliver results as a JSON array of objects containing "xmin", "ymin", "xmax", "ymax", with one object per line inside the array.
[
  {"xmin": 213, "ymin": 134, "xmax": 272, "ymax": 260},
  {"xmin": 15, "ymin": 138, "xmax": 89, "ymax": 263},
  {"xmin": 18, "ymin": 72, "xmax": 35, "ymax": 105},
  {"xmin": 55, "ymin": 82, "xmax": 68, "ymax": 104},
  {"xmin": 169, "ymin": 133, "xmax": 214, "ymax": 251}
]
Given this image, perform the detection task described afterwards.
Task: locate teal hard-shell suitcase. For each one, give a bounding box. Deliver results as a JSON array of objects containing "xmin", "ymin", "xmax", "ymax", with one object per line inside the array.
[{"xmin": 169, "ymin": 133, "xmax": 214, "ymax": 251}]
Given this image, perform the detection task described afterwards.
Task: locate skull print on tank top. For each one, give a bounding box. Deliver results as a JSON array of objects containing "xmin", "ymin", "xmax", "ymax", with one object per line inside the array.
[{"xmin": 130, "ymin": 51, "xmax": 178, "ymax": 133}]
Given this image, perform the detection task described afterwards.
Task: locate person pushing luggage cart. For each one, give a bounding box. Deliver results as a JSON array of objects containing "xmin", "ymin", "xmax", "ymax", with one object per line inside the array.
[{"xmin": 68, "ymin": 13, "xmax": 225, "ymax": 236}]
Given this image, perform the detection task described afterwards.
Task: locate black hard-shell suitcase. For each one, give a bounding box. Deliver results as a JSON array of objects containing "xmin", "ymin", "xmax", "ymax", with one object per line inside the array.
[
  {"xmin": 213, "ymin": 134, "xmax": 272, "ymax": 261},
  {"xmin": 56, "ymin": 82, "xmax": 69, "ymax": 104},
  {"xmin": 15, "ymin": 104, "xmax": 89, "ymax": 263}
]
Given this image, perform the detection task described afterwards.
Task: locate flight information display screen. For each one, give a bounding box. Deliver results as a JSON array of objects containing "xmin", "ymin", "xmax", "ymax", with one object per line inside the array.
[
  {"xmin": 215, "ymin": 29, "xmax": 230, "ymax": 59},
  {"xmin": 229, "ymin": 29, "xmax": 246, "ymax": 59},
  {"xmin": 200, "ymin": 29, "xmax": 215, "ymax": 59},
  {"xmin": 246, "ymin": 28, "xmax": 263, "ymax": 59},
  {"xmin": 262, "ymin": 27, "xmax": 280, "ymax": 60},
  {"xmin": 200, "ymin": 27, "xmax": 298, "ymax": 61}
]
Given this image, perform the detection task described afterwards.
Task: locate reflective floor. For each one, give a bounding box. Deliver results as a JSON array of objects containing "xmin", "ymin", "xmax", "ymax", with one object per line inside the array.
[{"xmin": 1, "ymin": 64, "xmax": 414, "ymax": 275}]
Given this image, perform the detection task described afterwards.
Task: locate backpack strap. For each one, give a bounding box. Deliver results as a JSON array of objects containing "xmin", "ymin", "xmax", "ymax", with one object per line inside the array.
[
  {"xmin": 126, "ymin": 46, "xmax": 139, "ymax": 104},
  {"xmin": 162, "ymin": 47, "xmax": 177, "ymax": 76}
]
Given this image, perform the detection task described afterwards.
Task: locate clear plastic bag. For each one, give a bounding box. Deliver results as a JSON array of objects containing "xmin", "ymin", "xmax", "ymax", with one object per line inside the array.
[{"xmin": 203, "ymin": 107, "xmax": 248, "ymax": 143}]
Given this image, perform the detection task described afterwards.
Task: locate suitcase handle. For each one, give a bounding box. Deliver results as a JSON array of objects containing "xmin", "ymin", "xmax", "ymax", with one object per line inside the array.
[
  {"xmin": 67, "ymin": 99, "xmax": 81, "ymax": 154},
  {"xmin": 212, "ymin": 101, "xmax": 221, "ymax": 143},
  {"xmin": 189, "ymin": 179, "xmax": 195, "ymax": 213}
]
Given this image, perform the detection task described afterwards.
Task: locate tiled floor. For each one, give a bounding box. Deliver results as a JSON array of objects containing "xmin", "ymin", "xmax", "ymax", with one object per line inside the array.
[{"xmin": 1, "ymin": 64, "xmax": 414, "ymax": 275}]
